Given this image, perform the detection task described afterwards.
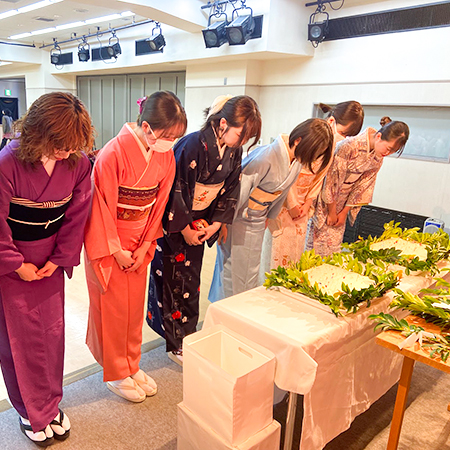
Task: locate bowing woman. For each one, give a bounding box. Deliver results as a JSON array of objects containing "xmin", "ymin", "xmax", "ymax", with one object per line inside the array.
[
  {"xmin": 84, "ymin": 91, "xmax": 187, "ymax": 403},
  {"xmin": 0, "ymin": 92, "xmax": 94, "ymax": 446},
  {"xmin": 209, "ymin": 118, "xmax": 334, "ymax": 301},
  {"xmin": 147, "ymin": 95, "xmax": 262, "ymax": 364},
  {"xmin": 312, "ymin": 120, "xmax": 410, "ymax": 256},
  {"xmin": 267, "ymin": 101, "xmax": 364, "ymax": 268}
]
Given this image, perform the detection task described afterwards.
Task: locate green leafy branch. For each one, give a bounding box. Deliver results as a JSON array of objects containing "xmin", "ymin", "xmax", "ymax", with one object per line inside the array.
[
  {"xmin": 343, "ymin": 221, "xmax": 450, "ymax": 275},
  {"xmin": 369, "ymin": 312, "xmax": 450, "ymax": 362}
]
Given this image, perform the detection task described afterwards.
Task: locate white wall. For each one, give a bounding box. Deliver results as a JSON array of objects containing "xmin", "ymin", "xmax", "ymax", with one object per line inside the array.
[
  {"xmin": 0, "ymin": 0, "xmax": 448, "ymax": 226},
  {"xmin": 255, "ymin": 24, "xmax": 450, "ymax": 226}
]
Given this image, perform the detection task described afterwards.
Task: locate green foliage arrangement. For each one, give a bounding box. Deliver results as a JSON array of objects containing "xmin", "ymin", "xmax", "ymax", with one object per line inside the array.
[
  {"xmin": 343, "ymin": 221, "xmax": 450, "ymax": 275},
  {"xmin": 369, "ymin": 312, "xmax": 450, "ymax": 362},
  {"xmin": 390, "ymin": 276, "xmax": 450, "ymax": 328},
  {"xmin": 264, "ymin": 250, "xmax": 400, "ymax": 316}
]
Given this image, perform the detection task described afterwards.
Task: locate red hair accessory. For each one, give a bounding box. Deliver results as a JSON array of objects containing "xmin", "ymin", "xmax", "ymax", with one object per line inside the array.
[{"xmin": 137, "ymin": 96, "xmax": 147, "ymax": 114}]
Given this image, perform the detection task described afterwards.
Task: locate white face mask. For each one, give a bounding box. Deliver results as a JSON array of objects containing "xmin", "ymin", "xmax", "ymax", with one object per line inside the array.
[{"xmin": 145, "ymin": 127, "xmax": 175, "ymax": 153}]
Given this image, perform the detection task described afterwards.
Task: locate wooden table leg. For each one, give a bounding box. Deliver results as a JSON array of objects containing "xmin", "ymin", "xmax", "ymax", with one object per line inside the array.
[
  {"xmin": 283, "ymin": 392, "xmax": 298, "ymax": 450},
  {"xmin": 386, "ymin": 356, "xmax": 415, "ymax": 450}
]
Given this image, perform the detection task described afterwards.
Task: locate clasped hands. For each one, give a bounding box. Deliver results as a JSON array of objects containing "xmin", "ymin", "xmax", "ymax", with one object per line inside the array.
[
  {"xmin": 181, "ymin": 222, "xmax": 222, "ymax": 246},
  {"xmin": 15, "ymin": 260, "xmax": 58, "ymax": 282},
  {"xmin": 113, "ymin": 245, "xmax": 148, "ymax": 273}
]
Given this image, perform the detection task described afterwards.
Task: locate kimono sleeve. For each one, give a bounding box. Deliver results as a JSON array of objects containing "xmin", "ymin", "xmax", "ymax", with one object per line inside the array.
[
  {"xmin": 210, "ymin": 149, "xmax": 242, "ymax": 224},
  {"xmin": 306, "ymin": 159, "xmax": 333, "ymax": 202},
  {"xmin": 323, "ymin": 142, "xmax": 351, "ymax": 204},
  {"xmin": 165, "ymin": 138, "xmax": 200, "ymax": 233},
  {"xmin": 235, "ymin": 154, "xmax": 270, "ymax": 220},
  {"xmin": 346, "ymin": 166, "xmax": 380, "ymax": 208},
  {"xmin": 0, "ymin": 170, "xmax": 24, "ymax": 276},
  {"xmin": 141, "ymin": 153, "xmax": 176, "ymax": 245},
  {"xmin": 284, "ymin": 184, "xmax": 298, "ymax": 210},
  {"xmin": 49, "ymin": 155, "xmax": 92, "ymax": 271},
  {"xmin": 84, "ymin": 147, "xmax": 122, "ymax": 261}
]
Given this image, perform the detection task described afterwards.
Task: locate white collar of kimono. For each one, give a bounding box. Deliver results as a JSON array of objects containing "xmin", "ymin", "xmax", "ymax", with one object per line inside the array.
[
  {"xmin": 126, "ymin": 122, "xmax": 152, "ymax": 163},
  {"xmin": 278, "ymin": 134, "xmax": 297, "ymax": 169}
]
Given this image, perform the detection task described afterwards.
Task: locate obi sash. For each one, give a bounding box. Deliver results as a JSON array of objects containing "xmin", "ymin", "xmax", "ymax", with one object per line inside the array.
[
  {"xmin": 248, "ymin": 187, "xmax": 282, "ymax": 211},
  {"xmin": 7, "ymin": 194, "xmax": 72, "ymax": 241},
  {"xmin": 192, "ymin": 181, "xmax": 224, "ymax": 211},
  {"xmin": 117, "ymin": 184, "xmax": 159, "ymax": 221}
]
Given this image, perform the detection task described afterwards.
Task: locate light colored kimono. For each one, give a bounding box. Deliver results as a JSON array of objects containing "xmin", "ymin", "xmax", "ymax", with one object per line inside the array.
[
  {"xmin": 209, "ymin": 134, "xmax": 302, "ymax": 301},
  {"xmin": 84, "ymin": 123, "xmax": 175, "ymax": 381},
  {"xmin": 265, "ymin": 155, "xmax": 331, "ymax": 269},
  {"xmin": 312, "ymin": 128, "xmax": 383, "ymax": 256}
]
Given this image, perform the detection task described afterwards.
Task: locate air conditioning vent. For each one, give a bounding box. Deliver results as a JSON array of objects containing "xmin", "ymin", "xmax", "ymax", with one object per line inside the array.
[
  {"xmin": 325, "ymin": 1, "xmax": 450, "ymax": 41},
  {"xmin": 0, "ymin": 0, "xmax": 21, "ymax": 3},
  {"xmin": 34, "ymin": 16, "xmax": 56, "ymax": 22}
]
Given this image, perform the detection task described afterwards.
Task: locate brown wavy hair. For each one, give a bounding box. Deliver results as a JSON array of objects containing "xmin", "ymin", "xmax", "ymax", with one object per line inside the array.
[
  {"xmin": 15, "ymin": 92, "xmax": 95, "ymax": 166},
  {"xmin": 202, "ymin": 95, "xmax": 262, "ymax": 150},
  {"xmin": 290, "ymin": 118, "xmax": 334, "ymax": 173}
]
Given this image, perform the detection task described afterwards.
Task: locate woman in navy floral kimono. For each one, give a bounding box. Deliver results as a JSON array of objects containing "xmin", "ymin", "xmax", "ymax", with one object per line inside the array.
[{"xmin": 147, "ymin": 95, "xmax": 261, "ymax": 364}]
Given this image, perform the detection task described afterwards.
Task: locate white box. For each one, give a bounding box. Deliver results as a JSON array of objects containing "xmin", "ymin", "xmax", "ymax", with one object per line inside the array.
[
  {"xmin": 183, "ymin": 325, "xmax": 276, "ymax": 445},
  {"xmin": 177, "ymin": 402, "xmax": 281, "ymax": 450}
]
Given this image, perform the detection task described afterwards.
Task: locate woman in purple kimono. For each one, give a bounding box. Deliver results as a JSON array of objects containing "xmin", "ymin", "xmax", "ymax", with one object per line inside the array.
[
  {"xmin": 312, "ymin": 120, "xmax": 409, "ymax": 256},
  {"xmin": 0, "ymin": 92, "xmax": 94, "ymax": 446}
]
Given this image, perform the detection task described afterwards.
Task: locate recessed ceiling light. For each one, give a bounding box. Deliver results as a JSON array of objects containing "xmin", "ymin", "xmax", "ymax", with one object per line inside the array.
[{"xmin": 9, "ymin": 11, "xmax": 135, "ymax": 39}]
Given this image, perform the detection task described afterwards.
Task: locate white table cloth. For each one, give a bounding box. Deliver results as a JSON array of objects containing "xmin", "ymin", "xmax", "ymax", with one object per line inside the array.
[{"xmin": 203, "ymin": 272, "xmax": 436, "ymax": 450}]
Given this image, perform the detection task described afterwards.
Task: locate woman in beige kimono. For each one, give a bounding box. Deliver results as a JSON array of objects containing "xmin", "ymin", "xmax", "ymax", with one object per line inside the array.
[
  {"xmin": 267, "ymin": 101, "xmax": 364, "ymax": 268},
  {"xmin": 312, "ymin": 120, "xmax": 410, "ymax": 256}
]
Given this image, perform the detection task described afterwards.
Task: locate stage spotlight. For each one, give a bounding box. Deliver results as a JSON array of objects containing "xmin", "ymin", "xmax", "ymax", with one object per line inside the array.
[
  {"xmin": 202, "ymin": 12, "xmax": 228, "ymax": 48},
  {"xmin": 50, "ymin": 42, "xmax": 61, "ymax": 65},
  {"xmin": 226, "ymin": 14, "xmax": 254, "ymax": 45},
  {"xmin": 146, "ymin": 23, "xmax": 165, "ymax": 52},
  {"xmin": 105, "ymin": 31, "xmax": 121, "ymax": 59},
  {"xmin": 308, "ymin": 21, "xmax": 328, "ymax": 43},
  {"xmin": 308, "ymin": 7, "xmax": 329, "ymax": 46},
  {"xmin": 78, "ymin": 40, "xmax": 90, "ymax": 62}
]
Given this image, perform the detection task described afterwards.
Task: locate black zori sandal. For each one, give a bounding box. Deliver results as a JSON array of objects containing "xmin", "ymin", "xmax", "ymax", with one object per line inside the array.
[
  {"xmin": 19, "ymin": 418, "xmax": 54, "ymax": 447},
  {"xmin": 50, "ymin": 409, "xmax": 70, "ymax": 441}
]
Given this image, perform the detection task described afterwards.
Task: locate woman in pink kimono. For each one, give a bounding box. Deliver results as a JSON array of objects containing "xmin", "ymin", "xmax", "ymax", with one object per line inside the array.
[
  {"xmin": 268, "ymin": 101, "xmax": 364, "ymax": 268},
  {"xmin": 84, "ymin": 91, "xmax": 187, "ymax": 403},
  {"xmin": 312, "ymin": 120, "xmax": 410, "ymax": 256},
  {"xmin": 0, "ymin": 92, "xmax": 94, "ymax": 446}
]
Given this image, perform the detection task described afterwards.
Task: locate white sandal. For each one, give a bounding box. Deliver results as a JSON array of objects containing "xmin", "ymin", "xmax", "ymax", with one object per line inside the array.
[
  {"xmin": 107, "ymin": 377, "xmax": 146, "ymax": 403},
  {"xmin": 19, "ymin": 416, "xmax": 54, "ymax": 447},
  {"xmin": 131, "ymin": 369, "xmax": 158, "ymax": 397}
]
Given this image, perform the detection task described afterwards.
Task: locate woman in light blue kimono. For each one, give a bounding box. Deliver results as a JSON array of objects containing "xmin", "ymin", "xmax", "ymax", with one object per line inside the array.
[{"xmin": 209, "ymin": 118, "xmax": 334, "ymax": 301}]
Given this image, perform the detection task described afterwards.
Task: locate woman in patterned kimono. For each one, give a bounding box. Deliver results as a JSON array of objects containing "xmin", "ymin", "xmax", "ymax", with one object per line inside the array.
[
  {"xmin": 209, "ymin": 118, "xmax": 334, "ymax": 302},
  {"xmin": 0, "ymin": 92, "xmax": 94, "ymax": 446},
  {"xmin": 312, "ymin": 120, "xmax": 410, "ymax": 256},
  {"xmin": 84, "ymin": 91, "xmax": 186, "ymax": 402},
  {"xmin": 147, "ymin": 95, "xmax": 262, "ymax": 364},
  {"xmin": 268, "ymin": 101, "xmax": 364, "ymax": 268}
]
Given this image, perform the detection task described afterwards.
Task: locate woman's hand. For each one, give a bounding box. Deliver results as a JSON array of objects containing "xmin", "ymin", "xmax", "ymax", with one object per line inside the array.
[
  {"xmin": 181, "ymin": 225, "xmax": 205, "ymax": 246},
  {"xmin": 113, "ymin": 249, "xmax": 135, "ymax": 270},
  {"xmin": 126, "ymin": 243, "xmax": 151, "ymax": 273},
  {"xmin": 335, "ymin": 210, "xmax": 349, "ymax": 227},
  {"xmin": 200, "ymin": 222, "xmax": 222, "ymax": 243},
  {"xmin": 288, "ymin": 205, "xmax": 302, "ymax": 220},
  {"xmin": 326, "ymin": 211, "xmax": 338, "ymax": 226},
  {"xmin": 218, "ymin": 224, "xmax": 228, "ymax": 245},
  {"xmin": 15, "ymin": 263, "xmax": 43, "ymax": 282},
  {"xmin": 37, "ymin": 261, "xmax": 58, "ymax": 278}
]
